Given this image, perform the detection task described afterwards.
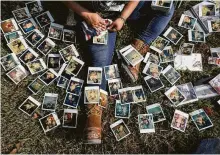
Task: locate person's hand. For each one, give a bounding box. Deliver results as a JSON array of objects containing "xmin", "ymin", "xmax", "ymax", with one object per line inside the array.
[
  {"xmin": 84, "ymin": 12, "xmax": 106, "ymax": 32},
  {"xmin": 108, "ymin": 18, "xmax": 125, "ymax": 32}
]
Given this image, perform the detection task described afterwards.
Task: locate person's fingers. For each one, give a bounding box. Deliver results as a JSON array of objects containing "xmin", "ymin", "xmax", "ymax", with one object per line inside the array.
[{"xmin": 98, "ymin": 23, "xmax": 106, "ymax": 30}]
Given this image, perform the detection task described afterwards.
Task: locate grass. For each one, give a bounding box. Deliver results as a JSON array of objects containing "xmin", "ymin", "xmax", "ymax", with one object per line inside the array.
[{"xmin": 1, "ymin": 1, "xmax": 220, "ymax": 154}]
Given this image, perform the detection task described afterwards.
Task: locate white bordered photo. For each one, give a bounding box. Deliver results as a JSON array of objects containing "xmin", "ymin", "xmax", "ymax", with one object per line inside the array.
[
  {"xmin": 165, "ymin": 85, "xmax": 186, "ymax": 107},
  {"xmin": 138, "ymin": 114, "xmax": 155, "ymax": 133},
  {"xmin": 150, "ymin": 36, "xmax": 169, "ymax": 54},
  {"xmin": 65, "ymin": 56, "xmax": 84, "ymax": 76},
  {"xmin": 209, "ymin": 73, "xmax": 220, "ymax": 94},
  {"xmin": 26, "ymin": 58, "xmax": 47, "ymax": 75},
  {"xmin": 208, "ymin": 20, "xmax": 220, "ymax": 32},
  {"xmin": 12, "ymin": 7, "xmax": 31, "ymax": 23},
  {"xmin": 0, "ymin": 53, "xmax": 20, "ymax": 71},
  {"xmin": 25, "ymin": 29, "xmax": 45, "ymax": 47},
  {"xmin": 6, "ymin": 65, "xmax": 28, "ymax": 84},
  {"xmin": 7, "ymin": 37, "xmax": 29, "ymax": 55},
  {"xmin": 122, "ymin": 47, "xmax": 144, "ymax": 66},
  {"xmin": 59, "ymin": 44, "xmax": 79, "ymax": 62},
  {"xmin": 42, "ymin": 93, "xmax": 58, "ymax": 111},
  {"xmin": 1, "ymin": 18, "xmax": 19, "ymax": 34},
  {"xmin": 118, "ymin": 87, "xmax": 134, "ymax": 104},
  {"xmin": 57, "ymin": 63, "xmax": 72, "ymax": 79},
  {"xmin": 63, "ymin": 109, "xmax": 78, "ymax": 128},
  {"xmin": 37, "ymin": 38, "xmax": 56, "ymax": 56},
  {"xmin": 57, "ymin": 76, "xmax": 69, "ymax": 89},
  {"xmin": 144, "ymin": 76, "xmax": 164, "ymax": 93},
  {"xmin": 143, "ymin": 52, "xmax": 160, "ymax": 64},
  {"xmin": 115, "ymin": 100, "xmax": 130, "ymax": 119},
  {"xmin": 99, "ymin": 89, "xmax": 108, "ymax": 108},
  {"xmin": 66, "ymin": 77, "xmax": 84, "ymax": 95},
  {"xmin": 162, "ymin": 65, "xmax": 181, "ymax": 85},
  {"xmin": 171, "ymin": 109, "xmax": 189, "ymax": 132},
  {"xmin": 104, "ymin": 64, "xmax": 120, "ymax": 80},
  {"xmin": 25, "ymin": 1, "xmax": 43, "ymax": 15},
  {"xmin": 159, "ymin": 46, "xmax": 174, "ymax": 63},
  {"xmin": 108, "ymin": 78, "xmax": 123, "ymax": 96},
  {"xmin": 93, "ymin": 30, "xmax": 108, "ymax": 45},
  {"xmin": 47, "ymin": 54, "xmax": 60, "ymax": 69},
  {"xmin": 178, "ymin": 14, "xmax": 197, "ymax": 30},
  {"xmin": 63, "ymin": 29, "xmax": 76, "ymax": 43},
  {"xmin": 163, "ymin": 26, "xmax": 183, "ymax": 45},
  {"xmin": 28, "ymin": 77, "xmax": 45, "ymax": 94},
  {"xmin": 39, "ymin": 69, "xmax": 58, "ymax": 86},
  {"xmin": 132, "ymin": 85, "xmax": 146, "ymax": 103},
  {"xmin": 210, "ymin": 47, "xmax": 220, "ymax": 58},
  {"xmin": 4, "ymin": 31, "xmax": 23, "ymax": 43},
  {"xmin": 84, "ymin": 86, "xmax": 100, "ymax": 104},
  {"xmin": 199, "ymin": 2, "xmax": 216, "ymax": 17},
  {"xmin": 63, "ymin": 92, "xmax": 81, "ymax": 108},
  {"xmin": 110, "ymin": 119, "xmax": 131, "ymax": 141},
  {"xmin": 180, "ymin": 43, "xmax": 194, "ymax": 55},
  {"xmin": 19, "ymin": 96, "xmax": 41, "ymax": 116},
  {"xmin": 119, "ymin": 45, "xmax": 133, "ymax": 65},
  {"xmin": 35, "ymin": 11, "xmax": 54, "ymax": 28},
  {"xmin": 151, "ymin": 0, "xmax": 173, "ymax": 11},
  {"xmin": 19, "ymin": 48, "xmax": 39, "ymax": 64},
  {"xmin": 194, "ymin": 84, "xmax": 219, "ymax": 99},
  {"xmin": 48, "ymin": 23, "xmax": 64, "ymax": 40},
  {"xmin": 208, "ymin": 57, "xmax": 220, "ymax": 66},
  {"xmin": 39, "ymin": 112, "xmax": 60, "ymax": 133},
  {"xmin": 87, "ymin": 67, "xmax": 103, "ymax": 85},
  {"xmin": 218, "ymin": 100, "xmax": 220, "ymax": 105},
  {"xmin": 142, "ymin": 61, "xmax": 163, "ymax": 79},
  {"xmin": 18, "ymin": 18, "xmax": 37, "ymax": 34},
  {"xmin": 190, "ymin": 109, "xmax": 213, "ymax": 131},
  {"xmin": 188, "ymin": 30, "xmax": 205, "ymax": 43},
  {"xmin": 146, "ymin": 103, "xmax": 166, "ymax": 123}
]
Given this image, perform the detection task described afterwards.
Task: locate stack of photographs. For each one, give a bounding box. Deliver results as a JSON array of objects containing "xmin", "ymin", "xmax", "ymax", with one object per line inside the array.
[
  {"xmin": 28, "ymin": 77, "xmax": 45, "ymax": 94},
  {"xmin": 108, "ymin": 78, "xmax": 123, "ymax": 96},
  {"xmin": 194, "ymin": 84, "xmax": 219, "ymax": 99},
  {"xmin": 142, "ymin": 62, "xmax": 163, "ymax": 79},
  {"xmin": 59, "ymin": 44, "xmax": 79, "ymax": 62},
  {"xmin": 209, "ymin": 74, "xmax": 220, "ymax": 94},
  {"xmin": 146, "ymin": 103, "xmax": 166, "ymax": 123},
  {"xmin": 6, "ymin": 65, "xmax": 28, "ymax": 84},
  {"xmin": 47, "ymin": 54, "xmax": 60, "ymax": 69},
  {"xmin": 19, "ymin": 96, "xmax": 41, "ymax": 116},
  {"xmin": 63, "ymin": 109, "xmax": 78, "ymax": 128},
  {"xmin": 162, "ymin": 65, "xmax": 181, "ymax": 85},
  {"xmin": 104, "ymin": 64, "xmax": 120, "ymax": 80},
  {"xmin": 18, "ymin": 18, "xmax": 37, "ymax": 34},
  {"xmin": 26, "ymin": 58, "xmax": 47, "ymax": 75},
  {"xmin": 151, "ymin": 0, "xmax": 173, "ymax": 13},
  {"xmin": 63, "ymin": 29, "xmax": 76, "ymax": 43},
  {"xmin": 1, "ymin": 18, "xmax": 19, "ymax": 34},
  {"xmin": 144, "ymin": 76, "xmax": 164, "ymax": 92},
  {"xmin": 178, "ymin": 14, "xmax": 197, "ymax": 30},
  {"xmin": 39, "ymin": 112, "xmax": 60, "ymax": 133},
  {"xmin": 25, "ymin": 1, "xmax": 43, "ymax": 15},
  {"xmin": 150, "ymin": 36, "xmax": 169, "ymax": 54},
  {"xmin": 143, "ymin": 52, "xmax": 160, "ymax": 65},
  {"xmin": 115, "ymin": 100, "xmax": 130, "ymax": 119},
  {"xmin": 188, "ymin": 30, "xmax": 205, "ymax": 43},
  {"xmin": 35, "ymin": 11, "xmax": 54, "ymax": 28},
  {"xmin": 0, "ymin": 53, "xmax": 20, "ymax": 71},
  {"xmin": 99, "ymin": 89, "xmax": 108, "ymax": 108},
  {"xmin": 37, "ymin": 38, "xmax": 56, "ymax": 56},
  {"xmin": 48, "ymin": 23, "xmax": 64, "ymax": 40},
  {"xmin": 87, "ymin": 67, "xmax": 102, "ymax": 85},
  {"xmin": 93, "ymin": 30, "xmax": 108, "ymax": 45},
  {"xmin": 39, "ymin": 69, "xmax": 58, "ymax": 86},
  {"xmin": 25, "ymin": 29, "xmax": 45, "ymax": 47},
  {"xmin": 84, "ymin": 86, "xmax": 100, "ymax": 104},
  {"xmin": 42, "ymin": 93, "xmax": 58, "ymax": 111},
  {"xmin": 171, "ymin": 110, "xmax": 189, "ymax": 132},
  {"xmin": 4, "ymin": 31, "xmax": 23, "ymax": 43},
  {"xmin": 7, "ymin": 37, "xmax": 29, "ymax": 55},
  {"xmin": 163, "ymin": 26, "xmax": 183, "ymax": 45},
  {"xmin": 19, "ymin": 48, "xmax": 39, "ymax": 64},
  {"xmin": 208, "ymin": 19, "xmax": 220, "ymax": 32},
  {"xmin": 159, "ymin": 46, "xmax": 174, "ymax": 63},
  {"xmin": 12, "ymin": 7, "xmax": 31, "ymax": 23},
  {"xmin": 138, "ymin": 114, "xmax": 155, "ymax": 133}
]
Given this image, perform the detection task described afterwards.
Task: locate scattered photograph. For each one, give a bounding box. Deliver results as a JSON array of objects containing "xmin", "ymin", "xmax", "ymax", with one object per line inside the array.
[
  {"xmin": 42, "ymin": 93, "xmax": 58, "ymax": 111},
  {"xmin": 19, "ymin": 48, "xmax": 39, "ymax": 64},
  {"xmin": 199, "ymin": 3, "xmax": 216, "ymax": 17},
  {"xmin": 178, "ymin": 14, "xmax": 197, "ymax": 29},
  {"xmin": 191, "ymin": 53, "xmax": 203, "ymax": 71},
  {"xmin": 39, "ymin": 69, "xmax": 58, "ymax": 85},
  {"xmin": 143, "ymin": 52, "xmax": 160, "ymax": 64},
  {"xmin": 12, "ymin": 7, "xmax": 31, "ymax": 23},
  {"xmin": 208, "ymin": 57, "xmax": 220, "ymax": 66},
  {"xmin": 115, "ymin": 100, "xmax": 130, "ymax": 118},
  {"xmin": 209, "ymin": 74, "xmax": 220, "ymax": 94},
  {"xmin": 18, "ymin": 18, "xmax": 37, "ymax": 34},
  {"xmin": 108, "ymin": 78, "xmax": 122, "ymax": 96},
  {"xmin": 188, "ymin": 30, "xmax": 205, "ymax": 43},
  {"xmin": 57, "ymin": 63, "xmax": 72, "ymax": 79},
  {"xmin": 194, "ymin": 84, "xmax": 219, "ymax": 99},
  {"xmin": 39, "ymin": 112, "xmax": 60, "ymax": 133},
  {"xmin": 65, "ymin": 56, "xmax": 84, "ymax": 76},
  {"xmin": 110, "ymin": 119, "xmax": 131, "ymax": 141},
  {"xmin": 93, "ymin": 30, "xmax": 108, "ymax": 45},
  {"xmin": 25, "ymin": 1, "xmax": 43, "ymax": 14},
  {"xmin": 0, "ymin": 53, "xmax": 20, "ymax": 71},
  {"xmin": 26, "ymin": 58, "xmax": 47, "ymax": 75},
  {"xmin": 57, "ymin": 76, "xmax": 69, "ymax": 89},
  {"xmin": 138, "ymin": 114, "xmax": 155, "ymax": 133},
  {"xmin": 210, "ymin": 47, "xmax": 220, "ymax": 58},
  {"xmin": 87, "ymin": 67, "xmax": 102, "ymax": 84},
  {"xmin": 84, "ymin": 86, "xmax": 100, "ymax": 104},
  {"xmin": 162, "ymin": 65, "xmax": 181, "ymax": 85},
  {"xmin": 47, "ymin": 54, "xmax": 60, "ymax": 69},
  {"xmin": 28, "ymin": 77, "xmax": 45, "ymax": 94},
  {"xmin": 66, "ymin": 77, "xmax": 84, "ymax": 95},
  {"xmin": 208, "ymin": 20, "xmax": 220, "ymax": 32},
  {"xmin": 63, "ymin": 92, "xmax": 80, "ymax": 108},
  {"xmin": 159, "ymin": 46, "xmax": 174, "ymax": 63},
  {"xmin": 165, "ymin": 85, "xmax": 186, "ymax": 106},
  {"xmin": 1, "ymin": 18, "xmax": 19, "ymax": 34},
  {"xmin": 4, "ymin": 31, "xmax": 22, "ymax": 43},
  {"xmin": 146, "ymin": 103, "xmax": 166, "ymax": 123},
  {"xmin": 171, "ymin": 110, "xmax": 189, "ymax": 132},
  {"xmin": 25, "ymin": 29, "xmax": 45, "ymax": 46},
  {"xmin": 104, "ymin": 64, "xmax": 120, "ymax": 80},
  {"xmin": 63, "ymin": 109, "xmax": 78, "ymax": 128},
  {"xmin": 6, "ymin": 65, "xmax": 28, "ymax": 84},
  {"xmin": 63, "ymin": 29, "xmax": 76, "ymax": 43},
  {"xmin": 35, "ymin": 11, "xmax": 54, "ymax": 28},
  {"xmin": 132, "ymin": 86, "xmax": 146, "ymax": 103},
  {"xmin": 99, "ymin": 89, "xmax": 108, "ymax": 108},
  {"xmin": 59, "ymin": 44, "xmax": 79, "ymax": 62},
  {"xmin": 142, "ymin": 62, "xmax": 163, "ymax": 79},
  {"xmin": 150, "ymin": 36, "xmax": 169, "ymax": 54},
  {"xmin": 152, "ymin": 0, "xmax": 173, "ymax": 8},
  {"xmin": 48, "ymin": 23, "xmax": 64, "ymax": 40},
  {"xmin": 144, "ymin": 76, "xmax": 164, "ymax": 92},
  {"xmin": 7, "ymin": 37, "xmax": 29, "ymax": 55},
  {"xmin": 19, "ymin": 96, "xmax": 41, "ymax": 116},
  {"xmin": 163, "ymin": 26, "xmax": 183, "ymax": 45},
  {"xmin": 118, "ymin": 87, "xmax": 134, "ymax": 104},
  {"xmin": 122, "ymin": 47, "xmax": 144, "ymax": 66},
  {"xmin": 180, "ymin": 43, "xmax": 194, "ymax": 55},
  {"xmin": 37, "ymin": 38, "xmax": 56, "ymax": 56}
]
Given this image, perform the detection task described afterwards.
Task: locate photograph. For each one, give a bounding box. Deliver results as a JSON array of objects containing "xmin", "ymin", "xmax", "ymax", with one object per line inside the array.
[
  {"xmin": 19, "ymin": 96, "xmax": 41, "ymax": 116},
  {"xmin": 210, "ymin": 47, "xmax": 220, "ymax": 58},
  {"xmin": 48, "ymin": 23, "xmax": 64, "ymax": 40},
  {"xmin": 194, "ymin": 84, "xmax": 219, "ymax": 99},
  {"xmin": 28, "ymin": 77, "xmax": 45, "ymax": 94},
  {"xmin": 7, "ymin": 37, "xmax": 29, "ymax": 55},
  {"xmin": 58, "ymin": 63, "xmax": 73, "ymax": 79},
  {"xmin": 171, "ymin": 110, "xmax": 189, "ymax": 132},
  {"xmin": 25, "ymin": 29, "xmax": 45, "ymax": 46},
  {"xmin": 159, "ymin": 46, "xmax": 174, "ymax": 63},
  {"xmin": 65, "ymin": 56, "xmax": 84, "ymax": 76},
  {"xmin": 165, "ymin": 86, "xmax": 186, "ymax": 106},
  {"xmin": 84, "ymin": 86, "xmax": 100, "ymax": 104},
  {"xmin": 138, "ymin": 114, "xmax": 155, "ymax": 133},
  {"xmin": 180, "ymin": 43, "xmax": 194, "ymax": 55},
  {"xmin": 66, "ymin": 77, "xmax": 84, "ymax": 95},
  {"xmin": 142, "ymin": 62, "xmax": 163, "ymax": 79},
  {"xmin": 57, "ymin": 76, "xmax": 69, "ymax": 89},
  {"xmin": 47, "ymin": 54, "xmax": 60, "ymax": 69},
  {"xmin": 63, "ymin": 109, "xmax": 78, "ymax": 128},
  {"xmin": 99, "ymin": 89, "xmax": 108, "ymax": 108},
  {"xmin": 12, "ymin": 7, "xmax": 31, "ymax": 23},
  {"xmin": 150, "ymin": 36, "xmax": 169, "ymax": 54},
  {"xmin": 209, "ymin": 73, "xmax": 220, "ymax": 94},
  {"xmin": 188, "ymin": 30, "xmax": 205, "ymax": 43},
  {"xmin": 143, "ymin": 52, "xmax": 160, "ymax": 65},
  {"xmin": 162, "ymin": 65, "xmax": 181, "ymax": 85},
  {"xmin": 37, "ymin": 38, "xmax": 56, "ymax": 56},
  {"xmin": 163, "ymin": 26, "xmax": 183, "ymax": 45},
  {"xmin": 59, "ymin": 44, "xmax": 79, "ymax": 62},
  {"xmin": 208, "ymin": 57, "xmax": 220, "ymax": 66},
  {"xmin": 199, "ymin": 3, "xmax": 216, "ymax": 17},
  {"xmin": 25, "ymin": 1, "xmax": 43, "ymax": 14},
  {"xmin": 63, "ymin": 93, "xmax": 80, "ymax": 108},
  {"xmin": 42, "ymin": 93, "xmax": 58, "ymax": 111},
  {"xmin": 104, "ymin": 64, "xmax": 120, "ymax": 80},
  {"xmin": 178, "ymin": 14, "xmax": 197, "ymax": 30},
  {"xmin": 115, "ymin": 100, "xmax": 130, "ymax": 118},
  {"xmin": 123, "ymin": 47, "xmax": 144, "ymax": 66},
  {"xmin": 6, "ymin": 65, "xmax": 28, "ymax": 84},
  {"xmin": 18, "ymin": 18, "xmax": 37, "ymax": 34},
  {"xmin": 144, "ymin": 76, "xmax": 164, "ymax": 92},
  {"xmin": 35, "ymin": 11, "xmax": 54, "ymax": 28},
  {"xmin": 108, "ymin": 78, "xmax": 123, "ymax": 96},
  {"xmin": 63, "ymin": 29, "xmax": 76, "ymax": 43},
  {"xmin": 1, "ymin": 18, "xmax": 19, "ymax": 34},
  {"xmin": 190, "ymin": 109, "xmax": 213, "ymax": 131},
  {"xmin": 190, "ymin": 53, "xmax": 203, "ymax": 71},
  {"xmin": 39, "ymin": 69, "xmax": 58, "ymax": 85},
  {"xmin": 152, "ymin": 0, "xmax": 173, "ymax": 8},
  {"xmin": 132, "ymin": 86, "xmax": 146, "ymax": 103},
  {"xmin": 93, "ymin": 30, "xmax": 108, "ymax": 45},
  {"xmin": 19, "ymin": 48, "xmax": 39, "ymax": 64},
  {"xmin": 4, "ymin": 31, "xmax": 22, "ymax": 43},
  {"xmin": 118, "ymin": 87, "xmax": 134, "ymax": 104},
  {"xmin": 110, "ymin": 119, "xmax": 131, "ymax": 141},
  {"xmin": 87, "ymin": 67, "xmax": 102, "ymax": 84},
  {"xmin": 0, "ymin": 53, "xmax": 20, "ymax": 71},
  {"xmin": 146, "ymin": 103, "xmax": 166, "ymax": 123},
  {"xmin": 208, "ymin": 20, "xmax": 220, "ymax": 32},
  {"xmin": 39, "ymin": 112, "xmax": 60, "ymax": 133},
  {"xmin": 26, "ymin": 58, "xmax": 47, "ymax": 75}
]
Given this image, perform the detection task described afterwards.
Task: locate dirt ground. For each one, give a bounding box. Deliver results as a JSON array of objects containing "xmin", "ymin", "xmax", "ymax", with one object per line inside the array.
[{"xmin": 1, "ymin": 1, "xmax": 220, "ymax": 154}]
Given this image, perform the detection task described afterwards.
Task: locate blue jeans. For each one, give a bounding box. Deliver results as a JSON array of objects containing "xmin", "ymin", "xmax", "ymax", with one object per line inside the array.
[{"xmin": 83, "ymin": 1, "xmax": 174, "ymax": 90}]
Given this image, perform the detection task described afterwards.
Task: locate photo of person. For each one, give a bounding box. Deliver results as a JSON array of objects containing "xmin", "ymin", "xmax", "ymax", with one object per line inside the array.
[
  {"xmin": 42, "ymin": 93, "xmax": 58, "ymax": 110},
  {"xmin": 4, "ymin": 31, "xmax": 22, "ymax": 43},
  {"xmin": 39, "ymin": 113, "xmax": 59, "ymax": 132},
  {"xmin": 6, "ymin": 65, "xmax": 27, "ymax": 84},
  {"xmin": 209, "ymin": 74, "xmax": 220, "ymax": 94},
  {"xmin": 144, "ymin": 76, "xmax": 164, "ymax": 92},
  {"xmin": 115, "ymin": 101, "xmax": 130, "ymax": 118},
  {"xmin": 87, "ymin": 70, "xmax": 102, "ymax": 84},
  {"xmin": 111, "ymin": 120, "xmax": 130, "ymax": 141},
  {"xmin": 26, "ymin": 30, "xmax": 44, "ymax": 46},
  {"xmin": 35, "ymin": 11, "xmax": 54, "ymax": 28},
  {"xmin": 209, "ymin": 20, "xmax": 220, "ymax": 32},
  {"xmin": 39, "ymin": 69, "xmax": 58, "ymax": 85},
  {"xmin": 59, "ymin": 45, "xmax": 79, "ymax": 62},
  {"xmin": 26, "ymin": 59, "xmax": 46, "ymax": 75},
  {"xmin": 146, "ymin": 103, "xmax": 166, "ymax": 123},
  {"xmin": 178, "ymin": 14, "xmax": 197, "ymax": 29},
  {"xmin": 165, "ymin": 86, "xmax": 185, "ymax": 106},
  {"xmin": 143, "ymin": 62, "xmax": 163, "ymax": 79},
  {"xmin": 63, "ymin": 110, "xmax": 77, "ymax": 128},
  {"xmin": 28, "ymin": 78, "xmax": 45, "ymax": 94},
  {"xmin": 189, "ymin": 30, "xmax": 205, "ymax": 42},
  {"xmin": 1, "ymin": 18, "xmax": 18, "ymax": 33},
  {"xmin": 164, "ymin": 27, "xmax": 183, "ymax": 45},
  {"xmin": 132, "ymin": 87, "xmax": 146, "ymax": 103},
  {"xmin": 108, "ymin": 79, "xmax": 122, "ymax": 96},
  {"xmin": 144, "ymin": 53, "xmax": 160, "ymax": 64},
  {"xmin": 160, "ymin": 46, "xmax": 174, "ymax": 63},
  {"xmin": 67, "ymin": 79, "xmax": 83, "ymax": 95},
  {"xmin": 180, "ymin": 43, "xmax": 194, "ymax": 55},
  {"xmin": 57, "ymin": 76, "xmax": 69, "ymax": 88},
  {"xmin": 26, "ymin": 1, "xmax": 43, "ymax": 14},
  {"xmin": 63, "ymin": 93, "xmax": 80, "ymax": 108},
  {"xmin": 19, "ymin": 18, "xmax": 36, "ymax": 34},
  {"xmin": 93, "ymin": 30, "xmax": 108, "ymax": 44},
  {"xmin": 12, "ymin": 8, "xmax": 30, "ymax": 22},
  {"xmin": 47, "ymin": 55, "xmax": 60, "ymax": 69},
  {"xmin": 85, "ymin": 88, "xmax": 99, "ymax": 103},
  {"xmin": 104, "ymin": 64, "xmax": 119, "ymax": 80},
  {"xmin": 19, "ymin": 49, "xmax": 38, "ymax": 64},
  {"xmin": 37, "ymin": 38, "xmax": 55, "ymax": 55},
  {"xmin": 138, "ymin": 114, "xmax": 155, "ymax": 133},
  {"xmin": 7, "ymin": 38, "xmax": 28, "ymax": 55},
  {"xmin": 119, "ymin": 89, "xmax": 134, "ymax": 104},
  {"xmin": 19, "ymin": 97, "xmax": 39, "ymax": 116},
  {"xmin": 124, "ymin": 49, "xmax": 143, "ymax": 65},
  {"xmin": 201, "ymin": 4, "xmax": 216, "ymax": 16},
  {"xmin": 99, "ymin": 90, "xmax": 108, "ymax": 108},
  {"xmin": 163, "ymin": 65, "xmax": 181, "ymax": 85},
  {"xmin": 63, "ymin": 29, "xmax": 76, "ymax": 43},
  {"xmin": 0, "ymin": 53, "xmax": 20, "ymax": 71},
  {"xmin": 155, "ymin": 0, "xmax": 172, "ymax": 7},
  {"xmin": 150, "ymin": 36, "xmax": 169, "ymax": 53},
  {"xmin": 171, "ymin": 110, "xmax": 189, "ymax": 132},
  {"xmin": 65, "ymin": 57, "xmax": 84, "ymax": 76},
  {"xmin": 48, "ymin": 23, "xmax": 63, "ymax": 40}
]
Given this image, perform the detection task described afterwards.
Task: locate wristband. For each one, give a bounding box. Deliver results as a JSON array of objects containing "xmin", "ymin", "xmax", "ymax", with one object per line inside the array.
[{"xmin": 118, "ymin": 16, "xmax": 126, "ymax": 23}]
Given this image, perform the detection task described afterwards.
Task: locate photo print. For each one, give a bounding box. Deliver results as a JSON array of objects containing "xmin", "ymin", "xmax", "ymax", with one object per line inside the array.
[
  {"xmin": 122, "ymin": 47, "xmax": 144, "ymax": 66},
  {"xmin": 93, "ymin": 30, "xmax": 108, "ymax": 45},
  {"xmin": 162, "ymin": 65, "xmax": 181, "ymax": 85},
  {"xmin": 4, "ymin": 31, "xmax": 22, "ymax": 43},
  {"xmin": 138, "ymin": 114, "xmax": 155, "ymax": 133},
  {"xmin": 188, "ymin": 30, "xmax": 205, "ymax": 43},
  {"xmin": 28, "ymin": 77, "xmax": 45, "ymax": 94},
  {"xmin": 151, "ymin": 0, "xmax": 173, "ymax": 12},
  {"xmin": 59, "ymin": 44, "xmax": 79, "ymax": 62},
  {"xmin": 19, "ymin": 96, "xmax": 41, "ymax": 116},
  {"xmin": 87, "ymin": 67, "xmax": 102, "ymax": 84},
  {"xmin": 208, "ymin": 20, "xmax": 220, "ymax": 32},
  {"xmin": 104, "ymin": 64, "xmax": 120, "ymax": 80},
  {"xmin": 48, "ymin": 23, "xmax": 64, "ymax": 40},
  {"xmin": 150, "ymin": 36, "xmax": 169, "ymax": 54},
  {"xmin": 210, "ymin": 47, "xmax": 220, "ymax": 58},
  {"xmin": 84, "ymin": 86, "xmax": 100, "ymax": 104},
  {"xmin": 6, "ymin": 65, "xmax": 28, "ymax": 84},
  {"xmin": 0, "ymin": 53, "xmax": 20, "ymax": 71},
  {"xmin": 143, "ymin": 52, "xmax": 160, "ymax": 65},
  {"xmin": 209, "ymin": 73, "xmax": 220, "ymax": 94},
  {"xmin": 99, "ymin": 89, "xmax": 108, "ymax": 108},
  {"xmin": 163, "ymin": 26, "xmax": 183, "ymax": 45},
  {"xmin": 165, "ymin": 86, "xmax": 186, "ymax": 107},
  {"xmin": 57, "ymin": 63, "xmax": 72, "ymax": 79},
  {"xmin": 1, "ymin": 18, "xmax": 19, "ymax": 34},
  {"xmin": 159, "ymin": 46, "xmax": 174, "ymax": 63},
  {"xmin": 7, "ymin": 37, "xmax": 28, "ymax": 55},
  {"xmin": 208, "ymin": 57, "xmax": 220, "ymax": 66},
  {"xmin": 18, "ymin": 18, "xmax": 37, "ymax": 34},
  {"xmin": 39, "ymin": 69, "xmax": 58, "ymax": 85},
  {"xmin": 144, "ymin": 76, "xmax": 164, "ymax": 92},
  {"xmin": 178, "ymin": 14, "xmax": 197, "ymax": 30},
  {"xmin": 180, "ymin": 43, "xmax": 194, "ymax": 55},
  {"xmin": 110, "ymin": 119, "xmax": 131, "ymax": 141},
  {"xmin": 171, "ymin": 110, "xmax": 189, "ymax": 132},
  {"xmin": 39, "ymin": 112, "xmax": 60, "ymax": 133},
  {"xmin": 25, "ymin": 29, "xmax": 45, "ymax": 46},
  {"xmin": 12, "ymin": 7, "xmax": 31, "ymax": 23},
  {"xmin": 63, "ymin": 29, "xmax": 76, "ymax": 43},
  {"xmin": 194, "ymin": 84, "xmax": 219, "ymax": 99},
  {"xmin": 37, "ymin": 38, "xmax": 56, "ymax": 56},
  {"xmin": 63, "ymin": 109, "xmax": 78, "ymax": 128},
  {"xmin": 57, "ymin": 76, "xmax": 69, "ymax": 89},
  {"xmin": 132, "ymin": 86, "xmax": 146, "ymax": 103},
  {"xmin": 146, "ymin": 103, "xmax": 166, "ymax": 123},
  {"xmin": 118, "ymin": 87, "xmax": 134, "ymax": 104},
  {"xmin": 63, "ymin": 92, "xmax": 80, "ymax": 108},
  {"xmin": 119, "ymin": 45, "xmax": 133, "ymax": 65},
  {"xmin": 25, "ymin": 1, "xmax": 43, "ymax": 15},
  {"xmin": 199, "ymin": 3, "xmax": 216, "ymax": 17},
  {"xmin": 65, "ymin": 56, "xmax": 84, "ymax": 76},
  {"xmin": 35, "ymin": 11, "xmax": 54, "ymax": 28},
  {"xmin": 42, "ymin": 93, "xmax": 58, "ymax": 111},
  {"xmin": 66, "ymin": 77, "xmax": 84, "ymax": 95},
  {"xmin": 19, "ymin": 48, "xmax": 39, "ymax": 64},
  {"xmin": 47, "ymin": 54, "xmax": 60, "ymax": 69},
  {"xmin": 142, "ymin": 62, "xmax": 163, "ymax": 79},
  {"xmin": 26, "ymin": 58, "xmax": 47, "ymax": 75},
  {"xmin": 115, "ymin": 100, "xmax": 130, "ymax": 118},
  {"xmin": 108, "ymin": 78, "xmax": 123, "ymax": 96}
]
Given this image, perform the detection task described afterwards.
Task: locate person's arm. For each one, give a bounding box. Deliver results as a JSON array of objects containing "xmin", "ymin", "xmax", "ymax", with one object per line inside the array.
[{"xmin": 108, "ymin": 1, "xmax": 140, "ymax": 31}]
